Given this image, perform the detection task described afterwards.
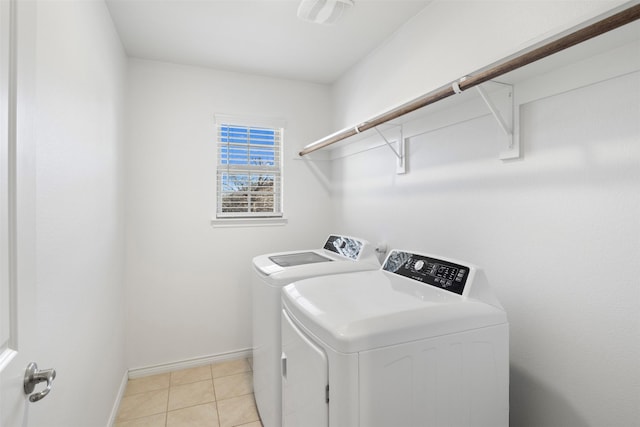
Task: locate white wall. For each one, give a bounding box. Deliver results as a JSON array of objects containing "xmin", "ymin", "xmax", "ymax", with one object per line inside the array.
[
  {"xmin": 125, "ymin": 59, "xmax": 333, "ymax": 369},
  {"xmin": 332, "ymin": 0, "xmax": 628, "ymax": 128},
  {"xmin": 34, "ymin": 1, "xmax": 127, "ymax": 425},
  {"xmin": 329, "ymin": 2, "xmax": 639, "ymax": 427}
]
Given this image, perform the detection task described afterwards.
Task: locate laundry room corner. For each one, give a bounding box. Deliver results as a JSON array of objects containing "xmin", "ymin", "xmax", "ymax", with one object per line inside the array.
[
  {"xmin": 123, "ymin": 58, "xmax": 336, "ymax": 371},
  {"xmin": 324, "ymin": 2, "xmax": 640, "ymax": 426}
]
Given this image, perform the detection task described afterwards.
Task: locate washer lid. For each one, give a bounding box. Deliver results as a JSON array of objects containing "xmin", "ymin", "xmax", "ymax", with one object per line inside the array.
[
  {"xmin": 269, "ymin": 252, "xmax": 333, "ymax": 267},
  {"xmin": 282, "ymin": 270, "xmax": 507, "ymax": 354},
  {"xmin": 252, "ymin": 234, "xmax": 380, "ymax": 285},
  {"xmin": 253, "ymin": 250, "xmax": 379, "ymax": 285}
]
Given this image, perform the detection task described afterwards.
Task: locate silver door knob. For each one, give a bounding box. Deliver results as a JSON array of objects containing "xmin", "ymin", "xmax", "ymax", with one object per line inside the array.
[{"xmin": 24, "ymin": 362, "xmax": 56, "ymax": 402}]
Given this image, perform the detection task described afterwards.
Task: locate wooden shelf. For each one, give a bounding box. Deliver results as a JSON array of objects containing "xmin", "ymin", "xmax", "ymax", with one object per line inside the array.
[{"xmin": 299, "ymin": 2, "xmax": 640, "ymax": 170}]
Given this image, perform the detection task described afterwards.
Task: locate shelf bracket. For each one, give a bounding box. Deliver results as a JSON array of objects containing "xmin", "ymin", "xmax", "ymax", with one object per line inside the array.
[
  {"xmin": 374, "ymin": 126, "xmax": 406, "ymax": 174},
  {"xmin": 474, "ymin": 82, "xmax": 519, "ymax": 160},
  {"xmin": 475, "ymin": 85, "xmax": 511, "ymax": 136}
]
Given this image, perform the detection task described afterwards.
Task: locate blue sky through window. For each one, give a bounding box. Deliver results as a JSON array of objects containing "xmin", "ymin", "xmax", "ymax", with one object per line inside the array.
[{"xmin": 220, "ymin": 125, "xmax": 276, "ymax": 166}]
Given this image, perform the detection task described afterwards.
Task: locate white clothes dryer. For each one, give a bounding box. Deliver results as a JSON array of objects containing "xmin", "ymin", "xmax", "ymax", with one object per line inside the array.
[
  {"xmin": 252, "ymin": 235, "xmax": 380, "ymax": 427},
  {"xmin": 281, "ymin": 250, "xmax": 509, "ymax": 427}
]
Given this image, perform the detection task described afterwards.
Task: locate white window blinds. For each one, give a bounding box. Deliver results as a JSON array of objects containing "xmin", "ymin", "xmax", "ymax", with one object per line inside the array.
[{"xmin": 216, "ymin": 117, "xmax": 284, "ymax": 218}]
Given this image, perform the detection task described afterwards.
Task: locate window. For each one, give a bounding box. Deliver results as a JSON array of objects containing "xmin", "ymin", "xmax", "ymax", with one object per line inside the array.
[{"xmin": 215, "ymin": 115, "xmax": 284, "ymax": 219}]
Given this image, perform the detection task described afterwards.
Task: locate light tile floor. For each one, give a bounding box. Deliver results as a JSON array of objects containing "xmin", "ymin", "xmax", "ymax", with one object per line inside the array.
[{"xmin": 115, "ymin": 358, "xmax": 263, "ymax": 427}]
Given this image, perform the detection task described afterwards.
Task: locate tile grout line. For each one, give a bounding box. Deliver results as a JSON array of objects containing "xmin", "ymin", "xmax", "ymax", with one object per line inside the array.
[
  {"xmin": 164, "ymin": 373, "xmax": 169, "ymax": 426},
  {"xmin": 116, "ymin": 359, "xmax": 258, "ymax": 427},
  {"xmin": 212, "ymin": 364, "xmax": 222, "ymax": 427}
]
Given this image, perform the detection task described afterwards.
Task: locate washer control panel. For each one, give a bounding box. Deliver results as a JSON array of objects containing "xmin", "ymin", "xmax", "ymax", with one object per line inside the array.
[
  {"xmin": 382, "ymin": 250, "xmax": 470, "ymax": 295},
  {"xmin": 323, "ymin": 235, "xmax": 364, "ymax": 260}
]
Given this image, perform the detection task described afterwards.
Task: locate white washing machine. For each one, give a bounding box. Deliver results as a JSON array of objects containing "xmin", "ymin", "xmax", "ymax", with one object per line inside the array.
[
  {"xmin": 281, "ymin": 249, "xmax": 509, "ymax": 427},
  {"xmin": 252, "ymin": 235, "xmax": 380, "ymax": 427}
]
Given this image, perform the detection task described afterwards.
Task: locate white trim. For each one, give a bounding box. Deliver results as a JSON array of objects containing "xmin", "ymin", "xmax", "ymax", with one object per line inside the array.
[
  {"xmin": 211, "ymin": 217, "xmax": 288, "ymax": 228},
  {"xmin": 127, "ymin": 348, "xmax": 253, "ymax": 379},
  {"xmin": 215, "ymin": 113, "xmax": 286, "ymax": 130},
  {"xmin": 0, "ymin": 0, "xmax": 19, "ymax": 375},
  {"xmin": 0, "ymin": 348, "xmax": 16, "ymax": 372},
  {"xmin": 106, "ymin": 370, "xmax": 129, "ymax": 427}
]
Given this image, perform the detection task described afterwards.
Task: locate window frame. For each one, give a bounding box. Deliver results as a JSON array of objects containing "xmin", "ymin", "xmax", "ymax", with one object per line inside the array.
[{"xmin": 213, "ymin": 114, "xmax": 287, "ymax": 226}]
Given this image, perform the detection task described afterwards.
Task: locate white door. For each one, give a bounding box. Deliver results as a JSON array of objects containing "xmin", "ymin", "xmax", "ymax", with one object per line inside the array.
[
  {"xmin": 281, "ymin": 310, "xmax": 328, "ymax": 427},
  {"xmin": 0, "ymin": 1, "xmax": 52, "ymax": 425}
]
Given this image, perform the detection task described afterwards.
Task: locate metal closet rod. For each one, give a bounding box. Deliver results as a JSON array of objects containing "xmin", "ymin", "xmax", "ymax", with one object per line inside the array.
[{"xmin": 299, "ymin": 3, "xmax": 640, "ymax": 157}]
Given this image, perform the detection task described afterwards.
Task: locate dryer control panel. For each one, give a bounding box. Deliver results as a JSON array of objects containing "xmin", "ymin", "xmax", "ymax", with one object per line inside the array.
[
  {"xmin": 323, "ymin": 235, "xmax": 364, "ymax": 260},
  {"xmin": 382, "ymin": 251, "xmax": 469, "ymax": 295}
]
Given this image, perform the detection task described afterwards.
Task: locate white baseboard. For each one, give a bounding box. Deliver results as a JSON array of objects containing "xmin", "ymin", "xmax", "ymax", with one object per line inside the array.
[
  {"xmin": 107, "ymin": 349, "xmax": 253, "ymax": 425},
  {"xmin": 127, "ymin": 348, "xmax": 253, "ymax": 379},
  {"xmin": 107, "ymin": 370, "xmax": 129, "ymax": 427}
]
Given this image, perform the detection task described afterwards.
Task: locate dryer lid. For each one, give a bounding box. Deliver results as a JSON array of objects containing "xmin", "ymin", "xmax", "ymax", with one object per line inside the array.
[{"xmin": 282, "ymin": 269, "xmax": 507, "ymax": 353}]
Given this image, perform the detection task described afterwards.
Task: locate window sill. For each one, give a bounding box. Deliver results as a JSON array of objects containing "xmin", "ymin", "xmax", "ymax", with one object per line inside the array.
[{"xmin": 210, "ymin": 217, "xmax": 288, "ymax": 228}]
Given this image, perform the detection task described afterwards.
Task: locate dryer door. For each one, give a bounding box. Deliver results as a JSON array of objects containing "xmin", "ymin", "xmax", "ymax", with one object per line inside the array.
[{"xmin": 281, "ymin": 309, "xmax": 328, "ymax": 427}]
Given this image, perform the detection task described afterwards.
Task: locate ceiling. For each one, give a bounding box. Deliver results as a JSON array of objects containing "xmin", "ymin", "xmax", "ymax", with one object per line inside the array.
[{"xmin": 105, "ymin": 0, "xmax": 431, "ymax": 84}]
